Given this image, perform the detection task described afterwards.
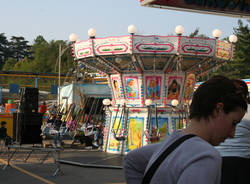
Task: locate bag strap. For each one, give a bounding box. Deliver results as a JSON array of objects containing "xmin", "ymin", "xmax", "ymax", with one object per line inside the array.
[{"xmin": 142, "ymin": 134, "xmax": 196, "ymax": 184}]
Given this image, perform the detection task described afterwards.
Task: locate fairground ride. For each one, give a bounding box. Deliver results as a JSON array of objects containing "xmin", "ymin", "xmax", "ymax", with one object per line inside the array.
[{"xmin": 69, "ymin": 25, "xmax": 237, "ymax": 154}]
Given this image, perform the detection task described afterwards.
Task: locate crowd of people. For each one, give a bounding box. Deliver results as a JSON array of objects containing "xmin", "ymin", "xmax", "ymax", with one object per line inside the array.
[{"xmin": 41, "ymin": 109, "xmax": 104, "ymax": 149}]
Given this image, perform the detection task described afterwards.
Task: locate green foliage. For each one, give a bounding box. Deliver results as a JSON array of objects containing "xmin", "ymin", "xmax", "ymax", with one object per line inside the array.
[
  {"xmin": 0, "ymin": 33, "xmax": 11, "ymax": 68},
  {"xmin": 9, "ymin": 36, "xmax": 31, "ymax": 61},
  {"xmin": 2, "ymin": 58, "xmax": 18, "ymax": 71},
  {"xmin": 189, "ymin": 28, "xmax": 209, "ymax": 38},
  {"xmin": 0, "ymin": 35, "xmax": 76, "ymax": 91}
]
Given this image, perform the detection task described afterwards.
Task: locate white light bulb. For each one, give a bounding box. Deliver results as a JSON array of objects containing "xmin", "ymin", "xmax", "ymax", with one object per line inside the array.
[
  {"xmin": 128, "ymin": 25, "xmax": 137, "ymax": 34},
  {"xmin": 175, "ymin": 25, "xmax": 184, "ymax": 35},
  {"xmin": 171, "ymin": 99, "xmax": 179, "ymax": 107},
  {"xmin": 212, "ymin": 29, "xmax": 222, "ymax": 38},
  {"xmin": 88, "ymin": 28, "xmax": 96, "ymax": 38},
  {"xmin": 229, "ymin": 35, "xmax": 238, "ymax": 43},
  {"xmin": 69, "ymin": 33, "xmax": 78, "ymax": 42},
  {"xmin": 103, "ymin": 99, "xmax": 111, "ymax": 106}
]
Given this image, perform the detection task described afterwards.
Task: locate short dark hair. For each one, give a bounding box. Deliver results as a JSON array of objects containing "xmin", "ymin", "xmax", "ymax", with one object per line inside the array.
[{"xmin": 189, "ymin": 76, "xmax": 247, "ymax": 120}]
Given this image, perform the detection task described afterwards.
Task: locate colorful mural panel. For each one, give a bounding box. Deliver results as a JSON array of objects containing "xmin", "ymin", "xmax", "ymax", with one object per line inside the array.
[
  {"xmin": 108, "ymin": 116, "xmax": 123, "ymax": 152},
  {"xmin": 145, "ymin": 76, "xmax": 162, "ymax": 100},
  {"xmin": 126, "ymin": 117, "xmax": 144, "ymax": 152},
  {"xmin": 216, "ymin": 40, "xmax": 232, "ymax": 60},
  {"xmin": 111, "ymin": 75, "xmax": 124, "ymax": 100},
  {"xmin": 183, "ymin": 73, "xmax": 196, "ymax": 102},
  {"xmin": 171, "ymin": 116, "xmax": 184, "ymax": 131},
  {"xmin": 124, "ymin": 76, "xmax": 140, "ymax": 99},
  {"xmin": 151, "ymin": 117, "xmax": 169, "ymax": 141},
  {"xmin": 166, "ymin": 73, "xmax": 185, "ymax": 102}
]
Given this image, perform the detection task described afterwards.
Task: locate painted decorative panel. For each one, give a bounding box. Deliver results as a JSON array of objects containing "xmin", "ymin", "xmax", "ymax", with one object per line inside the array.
[
  {"xmin": 74, "ymin": 40, "xmax": 93, "ymax": 59},
  {"xmin": 182, "ymin": 73, "xmax": 196, "ymax": 104},
  {"xmin": 110, "ymin": 74, "xmax": 125, "ymax": 105},
  {"xmin": 107, "ymin": 113, "xmax": 124, "ymax": 153},
  {"xmin": 125, "ymin": 116, "xmax": 144, "ymax": 152},
  {"xmin": 216, "ymin": 40, "xmax": 232, "ymax": 60},
  {"xmin": 123, "ymin": 74, "xmax": 143, "ymax": 106},
  {"xmin": 143, "ymin": 74, "xmax": 164, "ymax": 104},
  {"xmin": 133, "ymin": 35, "xmax": 178, "ymax": 54},
  {"xmin": 165, "ymin": 72, "xmax": 185, "ymax": 105},
  {"xmin": 93, "ymin": 36, "xmax": 131, "ymax": 56},
  {"xmin": 179, "ymin": 37, "xmax": 216, "ymax": 56}
]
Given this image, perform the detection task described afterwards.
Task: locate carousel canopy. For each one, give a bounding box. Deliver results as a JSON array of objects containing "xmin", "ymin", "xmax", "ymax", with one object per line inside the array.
[{"xmin": 71, "ymin": 30, "xmax": 236, "ymax": 78}]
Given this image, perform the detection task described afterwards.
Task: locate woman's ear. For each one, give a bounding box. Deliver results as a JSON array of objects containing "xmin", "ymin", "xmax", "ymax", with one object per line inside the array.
[
  {"xmin": 215, "ymin": 102, "xmax": 224, "ymax": 113},
  {"xmin": 212, "ymin": 102, "xmax": 224, "ymax": 118}
]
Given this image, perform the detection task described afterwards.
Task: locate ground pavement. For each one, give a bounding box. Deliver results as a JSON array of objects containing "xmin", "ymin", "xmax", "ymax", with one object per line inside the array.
[{"xmin": 0, "ymin": 147, "xmax": 126, "ymax": 184}]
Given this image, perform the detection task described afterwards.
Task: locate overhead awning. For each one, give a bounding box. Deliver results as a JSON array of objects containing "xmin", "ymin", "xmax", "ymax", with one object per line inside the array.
[{"xmin": 139, "ymin": 0, "xmax": 250, "ymax": 18}]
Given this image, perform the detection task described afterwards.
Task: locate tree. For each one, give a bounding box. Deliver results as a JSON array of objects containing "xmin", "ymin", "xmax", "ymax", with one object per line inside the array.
[
  {"xmin": 232, "ymin": 20, "xmax": 250, "ymax": 78},
  {"xmin": 0, "ymin": 33, "xmax": 11, "ymax": 69},
  {"xmin": 189, "ymin": 28, "xmax": 209, "ymax": 38},
  {"xmin": 9, "ymin": 36, "xmax": 31, "ymax": 61},
  {"xmin": 2, "ymin": 58, "xmax": 18, "ymax": 71}
]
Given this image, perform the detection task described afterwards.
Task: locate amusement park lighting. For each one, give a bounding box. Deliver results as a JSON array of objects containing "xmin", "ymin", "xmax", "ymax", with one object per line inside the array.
[
  {"xmin": 171, "ymin": 99, "xmax": 179, "ymax": 107},
  {"xmin": 229, "ymin": 35, "xmax": 238, "ymax": 43},
  {"xmin": 69, "ymin": 33, "xmax": 78, "ymax": 42},
  {"xmin": 175, "ymin": 25, "xmax": 184, "ymax": 36},
  {"xmin": 128, "ymin": 25, "xmax": 137, "ymax": 35},
  {"xmin": 88, "ymin": 28, "xmax": 96, "ymax": 38},
  {"xmin": 212, "ymin": 29, "xmax": 222, "ymax": 39},
  {"xmin": 103, "ymin": 99, "xmax": 111, "ymax": 106},
  {"xmin": 145, "ymin": 99, "xmax": 153, "ymax": 106}
]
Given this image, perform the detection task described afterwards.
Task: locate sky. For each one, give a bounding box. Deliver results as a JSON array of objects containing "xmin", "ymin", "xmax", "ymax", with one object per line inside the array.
[{"xmin": 1, "ymin": 0, "xmax": 249, "ymax": 44}]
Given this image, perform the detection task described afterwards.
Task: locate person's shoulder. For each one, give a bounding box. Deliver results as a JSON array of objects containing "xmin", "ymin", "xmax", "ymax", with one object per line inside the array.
[{"xmin": 182, "ymin": 136, "xmax": 220, "ymax": 158}]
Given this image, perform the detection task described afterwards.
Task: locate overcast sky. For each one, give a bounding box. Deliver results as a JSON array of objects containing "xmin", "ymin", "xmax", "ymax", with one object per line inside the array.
[{"xmin": 1, "ymin": 0, "xmax": 249, "ymax": 44}]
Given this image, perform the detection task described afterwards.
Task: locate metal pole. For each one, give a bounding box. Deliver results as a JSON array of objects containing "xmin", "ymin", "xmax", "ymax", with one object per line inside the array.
[
  {"xmin": 58, "ymin": 44, "xmax": 61, "ymax": 106},
  {"xmin": 35, "ymin": 76, "xmax": 38, "ymax": 88}
]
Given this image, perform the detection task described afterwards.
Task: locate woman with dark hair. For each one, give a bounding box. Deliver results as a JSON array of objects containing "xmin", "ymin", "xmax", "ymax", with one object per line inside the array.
[{"xmin": 123, "ymin": 76, "xmax": 247, "ymax": 184}]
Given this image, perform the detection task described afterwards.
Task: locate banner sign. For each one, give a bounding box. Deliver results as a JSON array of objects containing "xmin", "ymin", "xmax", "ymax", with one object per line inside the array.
[
  {"xmin": 74, "ymin": 40, "xmax": 93, "ymax": 59},
  {"xmin": 93, "ymin": 36, "xmax": 131, "ymax": 56},
  {"xmin": 216, "ymin": 40, "xmax": 232, "ymax": 60},
  {"xmin": 133, "ymin": 35, "xmax": 178, "ymax": 54},
  {"xmin": 179, "ymin": 37, "xmax": 216, "ymax": 56}
]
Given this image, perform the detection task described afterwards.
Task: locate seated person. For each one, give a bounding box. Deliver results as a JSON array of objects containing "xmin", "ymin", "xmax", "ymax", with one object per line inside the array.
[
  {"xmin": 41, "ymin": 113, "xmax": 56, "ymax": 137},
  {"xmin": 0, "ymin": 121, "xmax": 12, "ymax": 146},
  {"xmin": 51, "ymin": 114, "xmax": 63, "ymax": 148},
  {"xmin": 93, "ymin": 122, "xmax": 104, "ymax": 148}
]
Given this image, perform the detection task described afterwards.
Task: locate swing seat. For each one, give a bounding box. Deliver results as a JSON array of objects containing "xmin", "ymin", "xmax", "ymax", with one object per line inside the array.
[{"xmin": 114, "ymin": 136, "xmax": 126, "ymax": 141}]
